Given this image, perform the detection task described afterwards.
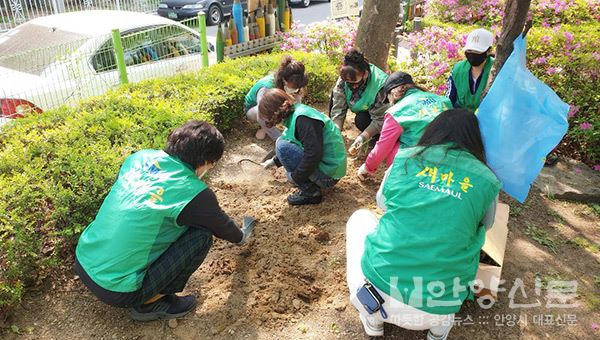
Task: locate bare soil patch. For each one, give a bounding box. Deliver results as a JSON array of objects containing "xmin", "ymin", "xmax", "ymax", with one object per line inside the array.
[{"xmin": 3, "ymin": 109, "xmax": 599, "ymax": 339}]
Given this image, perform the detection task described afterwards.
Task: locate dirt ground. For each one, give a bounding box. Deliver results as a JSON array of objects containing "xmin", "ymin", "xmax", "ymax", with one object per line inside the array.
[{"xmin": 2, "ymin": 108, "xmax": 600, "ymax": 339}]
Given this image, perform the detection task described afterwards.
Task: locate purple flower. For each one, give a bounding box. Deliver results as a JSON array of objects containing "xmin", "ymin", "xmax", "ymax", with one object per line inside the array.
[
  {"xmin": 563, "ymin": 31, "xmax": 574, "ymax": 44},
  {"xmin": 568, "ymin": 105, "xmax": 579, "ymax": 117},
  {"xmin": 580, "ymin": 122, "xmax": 593, "ymax": 130},
  {"xmin": 533, "ymin": 56, "xmax": 548, "ymax": 65},
  {"xmin": 436, "ymin": 84, "xmax": 448, "ymax": 95},
  {"xmin": 593, "ymin": 165, "xmax": 600, "ymax": 172},
  {"xmin": 546, "ymin": 67, "xmax": 558, "ymax": 75},
  {"xmin": 574, "ymin": 167, "xmax": 583, "ymax": 174}
]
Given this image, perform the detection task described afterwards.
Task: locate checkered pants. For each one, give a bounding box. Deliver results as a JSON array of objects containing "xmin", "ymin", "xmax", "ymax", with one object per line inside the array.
[{"xmin": 76, "ymin": 227, "xmax": 213, "ymax": 308}]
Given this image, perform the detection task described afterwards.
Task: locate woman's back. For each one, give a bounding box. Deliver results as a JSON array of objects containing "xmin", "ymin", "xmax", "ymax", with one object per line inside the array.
[{"xmin": 361, "ymin": 144, "xmax": 500, "ymax": 315}]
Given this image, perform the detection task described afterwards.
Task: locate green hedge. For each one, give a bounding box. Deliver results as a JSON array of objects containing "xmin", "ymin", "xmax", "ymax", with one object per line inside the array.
[{"xmin": 0, "ymin": 51, "xmax": 338, "ymax": 319}]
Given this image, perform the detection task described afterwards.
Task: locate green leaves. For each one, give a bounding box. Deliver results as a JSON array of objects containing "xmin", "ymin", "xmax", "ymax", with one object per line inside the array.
[{"xmin": 0, "ymin": 51, "xmax": 338, "ymax": 319}]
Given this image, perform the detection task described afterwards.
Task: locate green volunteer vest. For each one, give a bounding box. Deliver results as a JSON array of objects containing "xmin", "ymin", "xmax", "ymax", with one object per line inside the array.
[
  {"xmin": 362, "ymin": 144, "xmax": 500, "ymax": 315},
  {"xmin": 76, "ymin": 150, "xmax": 207, "ymax": 292},
  {"xmin": 344, "ymin": 63, "xmax": 388, "ymax": 113},
  {"xmin": 281, "ymin": 104, "xmax": 347, "ymax": 179},
  {"xmin": 244, "ymin": 74, "xmax": 276, "ymax": 108},
  {"xmin": 451, "ymin": 57, "xmax": 494, "ymax": 111},
  {"xmin": 388, "ymin": 89, "xmax": 452, "ymax": 148}
]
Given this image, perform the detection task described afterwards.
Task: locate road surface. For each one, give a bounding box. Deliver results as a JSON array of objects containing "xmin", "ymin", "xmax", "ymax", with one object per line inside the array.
[{"xmin": 206, "ymin": 0, "xmax": 363, "ymax": 36}]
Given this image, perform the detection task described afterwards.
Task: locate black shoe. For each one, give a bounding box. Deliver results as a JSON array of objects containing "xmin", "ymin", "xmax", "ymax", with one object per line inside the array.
[
  {"xmin": 287, "ymin": 186, "xmax": 323, "ymax": 205},
  {"xmin": 130, "ymin": 294, "xmax": 197, "ymax": 321}
]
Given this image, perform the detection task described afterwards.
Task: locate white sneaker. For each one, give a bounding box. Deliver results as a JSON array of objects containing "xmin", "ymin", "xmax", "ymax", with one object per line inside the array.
[
  {"xmin": 427, "ymin": 322, "xmax": 453, "ymax": 340},
  {"xmin": 359, "ymin": 313, "xmax": 384, "ymax": 337}
]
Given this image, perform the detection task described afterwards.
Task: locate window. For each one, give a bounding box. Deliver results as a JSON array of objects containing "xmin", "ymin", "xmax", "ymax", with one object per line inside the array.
[{"xmin": 91, "ymin": 25, "xmax": 208, "ymax": 73}]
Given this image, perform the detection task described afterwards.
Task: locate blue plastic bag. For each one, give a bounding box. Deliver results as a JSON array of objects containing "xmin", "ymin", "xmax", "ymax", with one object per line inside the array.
[{"xmin": 477, "ymin": 35, "xmax": 569, "ymax": 203}]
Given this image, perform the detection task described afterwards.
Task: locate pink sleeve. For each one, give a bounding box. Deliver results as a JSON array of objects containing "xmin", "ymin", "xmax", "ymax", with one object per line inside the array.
[{"xmin": 365, "ymin": 113, "xmax": 403, "ymax": 173}]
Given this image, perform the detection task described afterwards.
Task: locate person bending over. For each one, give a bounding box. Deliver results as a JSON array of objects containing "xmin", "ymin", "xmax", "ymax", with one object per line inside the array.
[
  {"xmin": 245, "ymin": 55, "xmax": 308, "ymax": 140},
  {"xmin": 357, "ymin": 72, "xmax": 451, "ymax": 180},
  {"xmin": 261, "ymin": 89, "xmax": 347, "ymax": 205},
  {"xmin": 75, "ymin": 120, "xmax": 255, "ymax": 321},
  {"xmin": 346, "ymin": 109, "xmax": 500, "ymax": 339}
]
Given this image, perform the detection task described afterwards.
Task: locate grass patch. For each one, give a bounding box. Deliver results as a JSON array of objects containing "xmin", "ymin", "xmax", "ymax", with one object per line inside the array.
[
  {"xmin": 525, "ymin": 224, "xmax": 559, "ymax": 254},
  {"xmin": 569, "ymin": 237, "xmax": 600, "ymax": 254},
  {"xmin": 582, "ymin": 293, "xmax": 600, "ymax": 312},
  {"xmin": 509, "ymin": 201, "xmax": 528, "ymax": 217},
  {"xmin": 589, "ymin": 204, "xmax": 600, "ymax": 216},
  {"xmin": 535, "ymin": 269, "xmax": 570, "ymax": 289}
]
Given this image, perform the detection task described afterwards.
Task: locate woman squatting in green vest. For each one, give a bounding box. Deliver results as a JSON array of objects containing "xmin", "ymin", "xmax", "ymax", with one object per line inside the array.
[
  {"xmin": 356, "ymin": 72, "xmax": 452, "ymax": 181},
  {"xmin": 244, "ymin": 55, "xmax": 308, "ymax": 140},
  {"xmin": 260, "ymin": 89, "xmax": 347, "ymax": 206},
  {"xmin": 74, "ymin": 121, "xmax": 256, "ymax": 321},
  {"xmin": 346, "ymin": 109, "xmax": 500, "ymax": 339},
  {"xmin": 447, "ymin": 28, "xmax": 495, "ymax": 111},
  {"xmin": 329, "ymin": 49, "xmax": 390, "ymax": 155}
]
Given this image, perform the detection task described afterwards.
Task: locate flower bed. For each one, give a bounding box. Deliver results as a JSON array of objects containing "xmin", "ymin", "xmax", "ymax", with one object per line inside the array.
[{"xmin": 0, "ymin": 51, "xmax": 338, "ymax": 319}]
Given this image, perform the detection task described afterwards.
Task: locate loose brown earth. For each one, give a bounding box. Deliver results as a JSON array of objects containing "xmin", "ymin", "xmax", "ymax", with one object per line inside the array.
[{"xmin": 3, "ymin": 108, "xmax": 600, "ymax": 339}]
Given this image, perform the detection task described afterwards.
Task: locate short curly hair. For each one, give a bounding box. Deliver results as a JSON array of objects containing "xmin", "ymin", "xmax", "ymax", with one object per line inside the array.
[{"xmin": 164, "ymin": 120, "xmax": 224, "ymax": 168}]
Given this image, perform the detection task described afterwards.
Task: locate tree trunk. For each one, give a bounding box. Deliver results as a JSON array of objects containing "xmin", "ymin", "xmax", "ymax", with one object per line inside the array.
[
  {"xmin": 483, "ymin": 0, "xmax": 532, "ymax": 96},
  {"xmin": 355, "ymin": 0, "xmax": 402, "ymax": 71}
]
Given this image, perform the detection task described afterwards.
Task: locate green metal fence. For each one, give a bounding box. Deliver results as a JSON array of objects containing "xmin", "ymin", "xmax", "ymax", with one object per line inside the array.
[
  {"xmin": 1, "ymin": 0, "xmax": 162, "ymax": 33},
  {"xmin": 0, "ymin": 16, "xmax": 214, "ymax": 116}
]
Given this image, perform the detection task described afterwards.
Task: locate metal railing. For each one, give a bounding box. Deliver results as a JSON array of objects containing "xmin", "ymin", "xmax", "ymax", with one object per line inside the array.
[
  {"xmin": 0, "ymin": 9, "xmax": 284, "ymax": 119},
  {"xmin": 0, "ymin": 16, "xmax": 211, "ymax": 114},
  {"xmin": 0, "ymin": 0, "xmax": 160, "ymax": 32}
]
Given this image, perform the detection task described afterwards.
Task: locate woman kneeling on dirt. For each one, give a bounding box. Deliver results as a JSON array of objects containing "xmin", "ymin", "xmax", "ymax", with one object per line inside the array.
[
  {"xmin": 346, "ymin": 109, "xmax": 500, "ymax": 339},
  {"xmin": 74, "ymin": 121, "xmax": 255, "ymax": 321},
  {"xmin": 245, "ymin": 55, "xmax": 308, "ymax": 140},
  {"xmin": 356, "ymin": 71, "xmax": 452, "ymax": 181},
  {"xmin": 260, "ymin": 88, "xmax": 347, "ymax": 205}
]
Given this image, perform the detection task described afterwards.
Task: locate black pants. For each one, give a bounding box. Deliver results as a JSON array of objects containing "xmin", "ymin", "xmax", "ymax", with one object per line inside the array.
[
  {"xmin": 75, "ymin": 227, "xmax": 213, "ymax": 308},
  {"xmin": 355, "ymin": 111, "xmax": 380, "ymax": 142}
]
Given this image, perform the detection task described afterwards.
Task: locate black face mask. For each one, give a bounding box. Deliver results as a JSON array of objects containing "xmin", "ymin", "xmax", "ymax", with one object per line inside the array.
[
  {"xmin": 347, "ymin": 76, "xmax": 366, "ymax": 90},
  {"xmin": 465, "ymin": 52, "xmax": 487, "ymax": 67}
]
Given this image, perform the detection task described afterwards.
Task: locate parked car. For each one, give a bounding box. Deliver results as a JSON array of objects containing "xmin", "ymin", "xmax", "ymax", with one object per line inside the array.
[
  {"xmin": 288, "ymin": 0, "xmax": 330, "ymax": 8},
  {"xmin": 0, "ymin": 10, "xmax": 215, "ymax": 124},
  {"xmin": 158, "ymin": 0, "xmax": 248, "ymax": 25}
]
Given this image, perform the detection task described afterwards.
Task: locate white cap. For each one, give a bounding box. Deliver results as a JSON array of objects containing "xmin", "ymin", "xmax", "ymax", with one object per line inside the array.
[{"xmin": 464, "ymin": 28, "xmax": 493, "ymax": 53}]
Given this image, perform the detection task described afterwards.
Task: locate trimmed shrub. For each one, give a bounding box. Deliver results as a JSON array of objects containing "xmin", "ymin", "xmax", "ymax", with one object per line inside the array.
[{"xmin": 0, "ymin": 51, "xmax": 338, "ymax": 319}]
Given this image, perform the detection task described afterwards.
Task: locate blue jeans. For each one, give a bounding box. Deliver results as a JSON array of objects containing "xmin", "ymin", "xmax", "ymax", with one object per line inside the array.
[{"xmin": 275, "ymin": 138, "xmax": 339, "ymax": 192}]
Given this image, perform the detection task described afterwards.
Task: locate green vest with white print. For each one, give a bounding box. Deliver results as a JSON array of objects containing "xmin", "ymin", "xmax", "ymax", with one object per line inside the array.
[
  {"xmin": 76, "ymin": 150, "xmax": 207, "ymax": 292},
  {"xmin": 281, "ymin": 104, "xmax": 347, "ymax": 179},
  {"xmin": 361, "ymin": 144, "xmax": 500, "ymax": 315},
  {"xmin": 388, "ymin": 88, "xmax": 452, "ymax": 148}
]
